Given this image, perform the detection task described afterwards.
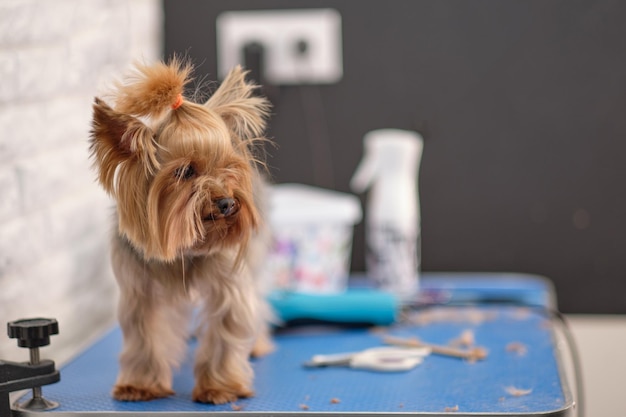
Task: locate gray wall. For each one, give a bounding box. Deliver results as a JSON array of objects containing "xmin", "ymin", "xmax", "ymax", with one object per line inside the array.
[{"xmin": 164, "ymin": 0, "xmax": 626, "ymax": 313}]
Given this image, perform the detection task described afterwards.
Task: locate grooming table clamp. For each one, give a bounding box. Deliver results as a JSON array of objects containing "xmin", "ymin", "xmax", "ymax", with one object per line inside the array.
[{"xmin": 1, "ymin": 318, "xmax": 60, "ymax": 416}]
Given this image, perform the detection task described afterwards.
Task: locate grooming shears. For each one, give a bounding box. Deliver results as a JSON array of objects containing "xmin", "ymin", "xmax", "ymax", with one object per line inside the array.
[{"xmin": 303, "ymin": 346, "xmax": 431, "ymax": 372}]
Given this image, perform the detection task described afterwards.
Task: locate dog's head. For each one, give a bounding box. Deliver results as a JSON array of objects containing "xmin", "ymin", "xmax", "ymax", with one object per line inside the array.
[{"xmin": 90, "ymin": 59, "xmax": 270, "ymax": 262}]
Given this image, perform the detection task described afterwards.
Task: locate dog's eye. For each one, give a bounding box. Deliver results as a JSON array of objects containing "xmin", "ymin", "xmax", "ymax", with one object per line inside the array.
[{"xmin": 175, "ymin": 165, "xmax": 196, "ymax": 180}]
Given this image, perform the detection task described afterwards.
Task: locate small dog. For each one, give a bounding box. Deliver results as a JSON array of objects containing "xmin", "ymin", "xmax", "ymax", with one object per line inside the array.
[{"xmin": 89, "ymin": 58, "xmax": 274, "ymax": 404}]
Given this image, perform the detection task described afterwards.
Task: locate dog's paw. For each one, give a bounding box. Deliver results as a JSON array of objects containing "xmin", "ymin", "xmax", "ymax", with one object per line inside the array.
[
  {"xmin": 250, "ymin": 334, "xmax": 274, "ymax": 358},
  {"xmin": 113, "ymin": 384, "xmax": 174, "ymax": 401},
  {"xmin": 192, "ymin": 385, "xmax": 254, "ymax": 404}
]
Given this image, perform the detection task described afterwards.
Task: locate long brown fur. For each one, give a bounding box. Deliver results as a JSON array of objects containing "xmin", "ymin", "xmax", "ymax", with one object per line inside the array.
[{"xmin": 90, "ymin": 58, "xmax": 274, "ymax": 404}]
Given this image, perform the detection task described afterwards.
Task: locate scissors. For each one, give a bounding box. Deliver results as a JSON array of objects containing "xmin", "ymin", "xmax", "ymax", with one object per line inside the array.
[{"xmin": 303, "ymin": 346, "xmax": 431, "ymax": 372}]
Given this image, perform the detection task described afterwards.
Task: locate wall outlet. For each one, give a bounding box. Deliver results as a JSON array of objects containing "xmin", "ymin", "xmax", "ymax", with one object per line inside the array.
[{"xmin": 216, "ymin": 9, "xmax": 343, "ymax": 85}]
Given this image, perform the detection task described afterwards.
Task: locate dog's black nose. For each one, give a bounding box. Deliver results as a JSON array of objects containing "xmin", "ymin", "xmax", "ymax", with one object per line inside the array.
[{"xmin": 216, "ymin": 198, "xmax": 237, "ymax": 216}]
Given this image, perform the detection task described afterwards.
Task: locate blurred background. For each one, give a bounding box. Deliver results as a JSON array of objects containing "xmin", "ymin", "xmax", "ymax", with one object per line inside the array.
[
  {"xmin": 0, "ymin": 1, "xmax": 625, "ymax": 414},
  {"xmin": 0, "ymin": 0, "xmax": 161, "ymax": 361},
  {"xmin": 164, "ymin": 0, "xmax": 626, "ymax": 314}
]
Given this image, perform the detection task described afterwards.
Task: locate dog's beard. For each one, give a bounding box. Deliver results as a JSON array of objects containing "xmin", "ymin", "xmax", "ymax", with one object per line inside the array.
[
  {"xmin": 130, "ymin": 165, "xmax": 259, "ymax": 263},
  {"xmin": 191, "ymin": 191, "xmax": 258, "ymax": 259}
]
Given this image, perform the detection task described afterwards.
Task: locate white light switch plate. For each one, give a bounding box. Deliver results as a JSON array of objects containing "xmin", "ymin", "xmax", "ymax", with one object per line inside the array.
[{"xmin": 216, "ymin": 9, "xmax": 343, "ymax": 85}]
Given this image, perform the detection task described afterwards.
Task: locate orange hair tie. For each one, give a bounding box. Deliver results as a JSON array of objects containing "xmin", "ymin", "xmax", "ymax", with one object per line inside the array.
[{"xmin": 172, "ymin": 93, "xmax": 183, "ymax": 110}]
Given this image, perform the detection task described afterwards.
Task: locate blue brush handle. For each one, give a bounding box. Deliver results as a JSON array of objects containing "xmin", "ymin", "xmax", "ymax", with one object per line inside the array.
[{"xmin": 267, "ymin": 289, "xmax": 399, "ymax": 326}]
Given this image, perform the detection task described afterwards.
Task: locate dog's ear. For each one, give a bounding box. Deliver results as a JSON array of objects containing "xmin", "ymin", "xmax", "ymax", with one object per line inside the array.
[
  {"xmin": 90, "ymin": 98, "xmax": 158, "ymax": 194},
  {"xmin": 204, "ymin": 65, "xmax": 271, "ymax": 140}
]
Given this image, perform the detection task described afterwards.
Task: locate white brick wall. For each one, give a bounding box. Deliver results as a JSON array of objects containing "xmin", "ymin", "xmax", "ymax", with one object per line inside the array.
[{"xmin": 0, "ymin": 0, "xmax": 163, "ymax": 364}]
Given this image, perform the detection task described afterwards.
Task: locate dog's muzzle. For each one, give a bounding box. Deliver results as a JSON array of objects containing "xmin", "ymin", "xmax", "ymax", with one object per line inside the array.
[
  {"xmin": 217, "ymin": 198, "xmax": 238, "ymax": 216},
  {"xmin": 204, "ymin": 198, "xmax": 240, "ymax": 221}
]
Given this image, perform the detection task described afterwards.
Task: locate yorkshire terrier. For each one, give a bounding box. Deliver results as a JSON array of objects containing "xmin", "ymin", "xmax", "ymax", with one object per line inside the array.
[{"xmin": 89, "ymin": 58, "xmax": 274, "ymax": 404}]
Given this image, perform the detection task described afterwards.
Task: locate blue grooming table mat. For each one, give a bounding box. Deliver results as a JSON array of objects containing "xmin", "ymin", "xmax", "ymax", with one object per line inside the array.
[{"xmin": 12, "ymin": 273, "xmax": 574, "ymax": 416}]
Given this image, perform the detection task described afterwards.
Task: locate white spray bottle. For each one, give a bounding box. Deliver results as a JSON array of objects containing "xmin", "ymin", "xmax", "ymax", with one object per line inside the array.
[{"xmin": 350, "ymin": 129, "xmax": 424, "ymax": 298}]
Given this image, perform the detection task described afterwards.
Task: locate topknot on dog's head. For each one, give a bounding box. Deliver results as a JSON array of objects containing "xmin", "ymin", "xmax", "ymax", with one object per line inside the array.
[{"xmin": 113, "ymin": 57, "xmax": 192, "ymax": 119}]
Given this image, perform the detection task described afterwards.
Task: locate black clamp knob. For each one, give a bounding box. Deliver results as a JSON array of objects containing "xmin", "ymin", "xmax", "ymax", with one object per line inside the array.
[
  {"xmin": 2, "ymin": 318, "xmax": 60, "ymax": 413},
  {"xmin": 8, "ymin": 318, "xmax": 59, "ymax": 349}
]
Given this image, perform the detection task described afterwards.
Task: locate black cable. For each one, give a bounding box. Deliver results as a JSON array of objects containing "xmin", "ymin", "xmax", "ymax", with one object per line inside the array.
[
  {"xmin": 293, "ymin": 38, "xmax": 335, "ymax": 189},
  {"xmin": 546, "ymin": 308, "xmax": 586, "ymax": 417}
]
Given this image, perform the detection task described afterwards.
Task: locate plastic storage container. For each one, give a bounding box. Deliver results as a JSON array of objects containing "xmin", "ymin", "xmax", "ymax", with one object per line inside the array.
[{"xmin": 263, "ymin": 183, "xmax": 362, "ymax": 294}]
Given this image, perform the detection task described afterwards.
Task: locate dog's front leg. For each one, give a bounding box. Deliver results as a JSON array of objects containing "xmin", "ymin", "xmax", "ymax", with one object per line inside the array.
[
  {"xmin": 111, "ymin": 237, "xmax": 190, "ymax": 401},
  {"xmin": 192, "ymin": 270, "xmax": 258, "ymax": 404}
]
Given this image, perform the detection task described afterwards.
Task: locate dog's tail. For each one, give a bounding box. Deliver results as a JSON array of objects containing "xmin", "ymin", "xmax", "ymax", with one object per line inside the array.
[{"xmin": 113, "ymin": 57, "xmax": 192, "ymax": 119}]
